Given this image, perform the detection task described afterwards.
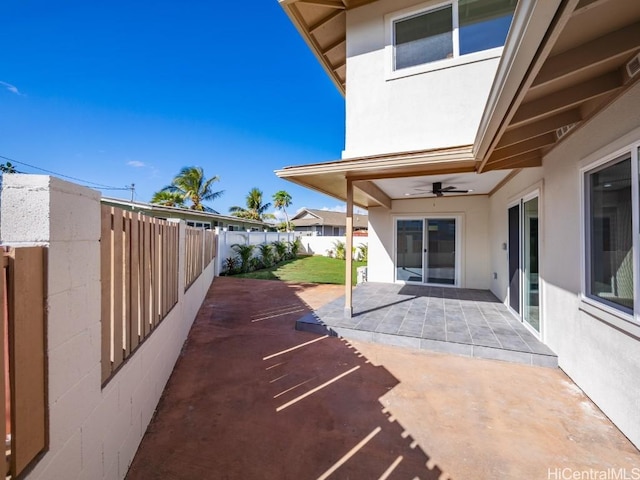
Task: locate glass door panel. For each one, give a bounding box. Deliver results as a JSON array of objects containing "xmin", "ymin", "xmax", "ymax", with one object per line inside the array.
[
  {"xmin": 508, "ymin": 205, "xmax": 521, "ymax": 314},
  {"xmin": 426, "ymin": 219, "xmax": 456, "ymax": 285},
  {"xmin": 523, "ymin": 197, "xmax": 540, "ymax": 331},
  {"xmin": 396, "ymin": 220, "xmax": 424, "ymax": 282}
]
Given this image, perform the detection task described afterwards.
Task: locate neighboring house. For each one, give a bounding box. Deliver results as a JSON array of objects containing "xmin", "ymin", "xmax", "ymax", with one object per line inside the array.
[
  {"xmin": 277, "ymin": 0, "xmax": 640, "ymax": 449},
  {"xmin": 290, "ymin": 208, "xmax": 368, "ymax": 236},
  {"xmin": 102, "ymin": 197, "xmax": 269, "ymax": 231}
]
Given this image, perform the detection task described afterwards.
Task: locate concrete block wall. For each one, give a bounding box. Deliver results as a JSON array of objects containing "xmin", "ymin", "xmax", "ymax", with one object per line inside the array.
[{"xmin": 1, "ymin": 174, "xmax": 215, "ymax": 480}]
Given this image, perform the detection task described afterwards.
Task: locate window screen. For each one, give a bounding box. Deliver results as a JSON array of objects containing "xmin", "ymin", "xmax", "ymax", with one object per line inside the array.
[{"xmin": 394, "ymin": 5, "xmax": 453, "ymax": 70}]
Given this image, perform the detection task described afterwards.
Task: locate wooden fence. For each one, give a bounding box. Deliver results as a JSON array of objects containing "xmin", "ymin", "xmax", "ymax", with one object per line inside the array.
[
  {"xmin": 184, "ymin": 228, "xmax": 217, "ymax": 291},
  {"xmin": 100, "ymin": 206, "xmax": 179, "ymax": 384},
  {"xmin": 1, "ymin": 247, "xmax": 47, "ymax": 478}
]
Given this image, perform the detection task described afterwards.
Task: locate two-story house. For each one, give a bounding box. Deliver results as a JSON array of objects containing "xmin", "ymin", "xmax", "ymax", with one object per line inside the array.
[{"xmin": 277, "ymin": 0, "xmax": 640, "ymax": 450}]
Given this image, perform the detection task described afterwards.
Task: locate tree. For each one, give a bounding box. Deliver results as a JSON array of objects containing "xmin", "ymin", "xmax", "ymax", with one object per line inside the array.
[
  {"xmin": 161, "ymin": 166, "xmax": 223, "ymax": 211},
  {"xmin": 150, "ymin": 190, "xmax": 186, "ymax": 207},
  {"xmin": 229, "ymin": 188, "xmax": 276, "ymax": 221},
  {"xmin": 272, "ymin": 190, "xmax": 293, "ymax": 232}
]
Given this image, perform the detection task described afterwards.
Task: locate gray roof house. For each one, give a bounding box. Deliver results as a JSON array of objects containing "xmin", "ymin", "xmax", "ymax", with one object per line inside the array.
[
  {"xmin": 102, "ymin": 197, "xmax": 269, "ymax": 231},
  {"xmin": 290, "ymin": 208, "xmax": 368, "ymax": 236}
]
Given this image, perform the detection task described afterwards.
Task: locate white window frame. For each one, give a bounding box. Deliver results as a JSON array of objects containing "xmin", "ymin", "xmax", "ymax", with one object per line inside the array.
[
  {"xmin": 579, "ymin": 139, "xmax": 640, "ymax": 336},
  {"xmin": 385, "ymin": 0, "xmax": 505, "ymax": 81}
]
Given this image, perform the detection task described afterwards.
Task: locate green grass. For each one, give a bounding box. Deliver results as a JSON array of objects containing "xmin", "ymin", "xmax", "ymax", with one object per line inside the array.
[{"xmin": 231, "ymin": 255, "xmax": 366, "ymax": 285}]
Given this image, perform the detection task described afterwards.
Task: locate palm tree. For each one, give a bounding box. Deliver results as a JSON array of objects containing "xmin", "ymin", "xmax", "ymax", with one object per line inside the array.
[
  {"xmin": 272, "ymin": 190, "xmax": 292, "ymax": 232},
  {"xmin": 150, "ymin": 190, "xmax": 186, "ymax": 207},
  {"xmin": 162, "ymin": 166, "xmax": 223, "ymax": 211},
  {"xmin": 229, "ymin": 188, "xmax": 276, "ymax": 221}
]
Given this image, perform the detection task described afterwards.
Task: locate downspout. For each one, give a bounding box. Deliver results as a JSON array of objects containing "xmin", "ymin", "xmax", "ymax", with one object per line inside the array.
[{"xmin": 345, "ymin": 179, "xmax": 354, "ymax": 318}]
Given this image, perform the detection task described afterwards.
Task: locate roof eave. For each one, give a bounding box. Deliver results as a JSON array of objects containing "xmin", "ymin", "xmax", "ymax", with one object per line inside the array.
[
  {"xmin": 279, "ymin": 0, "xmax": 346, "ymax": 95},
  {"xmin": 473, "ymin": 0, "xmax": 571, "ymax": 171}
]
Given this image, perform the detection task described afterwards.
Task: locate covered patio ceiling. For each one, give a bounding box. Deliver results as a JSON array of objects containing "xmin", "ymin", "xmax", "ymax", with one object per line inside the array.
[{"xmin": 277, "ymin": 0, "xmax": 640, "ymax": 208}]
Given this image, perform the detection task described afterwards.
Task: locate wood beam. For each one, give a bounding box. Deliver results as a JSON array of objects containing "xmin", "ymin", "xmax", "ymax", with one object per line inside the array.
[
  {"xmin": 321, "ymin": 37, "xmax": 345, "ymax": 55},
  {"xmin": 532, "ymin": 21, "xmax": 640, "ymax": 88},
  {"xmin": 345, "ymin": 179, "xmax": 353, "ymax": 318},
  {"xmin": 490, "ymin": 133, "xmax": 556, "ymax": 163},
  {"xmin": 512, "ymin": 72, "xmax": 622, "ymax": 127},
  {"xmin": 573, "ymin": 0, "xmax": 614, "ymax": 16},
  {"xmin": 299, "ymin": 0, "xmax": 345, "ymax": 8},
  {"xmin": 484, "ymin": 151, "xmax": 542, "ymax": 171},
  {"xmin": 498, "ymin": 109, "xmax": 581, "ymax": 148},
  {"xmin": 347, "ymin": 164, "xmax": 477, "ymax": 182},
  {"xmin": 353, "ymin": 180, "xmax": 392, "ymax": 209},
  {"xmin": 309, "ymin": 9, "xmax": 343, "ymax": 33}
]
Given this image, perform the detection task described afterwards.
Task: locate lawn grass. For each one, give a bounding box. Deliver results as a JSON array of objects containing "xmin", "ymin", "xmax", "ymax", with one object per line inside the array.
[{"xmin": 231, "ymin": 255, "xmax": 366, "ymax": 285}]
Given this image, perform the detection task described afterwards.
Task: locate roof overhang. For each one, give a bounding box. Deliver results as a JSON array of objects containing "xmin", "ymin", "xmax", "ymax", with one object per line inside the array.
[
  {"xmin": 278, "ymin": 0, "xmax": 377, "ymax": 95},
  {"xmin": 278, "ymin": 0, "xmax": 640, "ymax": 205},
  {"xmin": 276, "ymin": 145, "xmax": 476, "ymax": 209},
  {"xmin": 475, "ymin": 0, "xmax": 640, "ymax": 172}
]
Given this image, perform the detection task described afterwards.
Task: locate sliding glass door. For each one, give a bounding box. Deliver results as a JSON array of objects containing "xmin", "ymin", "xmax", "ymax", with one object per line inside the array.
[
  {"xmin": 396, "ymin": 220, "xmax": 424, "ymax": 282},
  {"xmin": 396, "ymin": 218, "xmax": 458, "ymax": 285},
  {"xmin": 508, "ymin": 195, "xmax": 540, "ymax": 334},
  {"xmin": 426, "ymin": 219, "xmax": 456, "ymax": 285}
]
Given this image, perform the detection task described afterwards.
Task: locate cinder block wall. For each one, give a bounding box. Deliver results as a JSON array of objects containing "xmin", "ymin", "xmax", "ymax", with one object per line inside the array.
[{"xmin": 1, "ymin": 174, "xmax": 215, "ymax": 480}]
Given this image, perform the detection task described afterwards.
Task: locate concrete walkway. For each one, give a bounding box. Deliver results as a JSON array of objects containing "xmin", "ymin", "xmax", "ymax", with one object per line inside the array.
[{"xmin": 126, "ymin": 277, "xmax": 640, "ymax": 480}]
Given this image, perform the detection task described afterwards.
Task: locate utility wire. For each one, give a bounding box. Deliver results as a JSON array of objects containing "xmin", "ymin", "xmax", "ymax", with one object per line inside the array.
[{"xmin": 0, "ymin": 154, "xmax": 131, "ymax": 190}]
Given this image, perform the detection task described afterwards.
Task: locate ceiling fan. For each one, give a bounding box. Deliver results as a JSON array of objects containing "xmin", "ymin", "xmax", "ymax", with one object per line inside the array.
[{"xmin": 430, "ymin": 182, "xmax": 470, "ymax": 197}]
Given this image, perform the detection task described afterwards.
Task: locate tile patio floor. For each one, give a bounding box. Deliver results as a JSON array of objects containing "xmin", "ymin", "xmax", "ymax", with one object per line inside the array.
[{"xmin": 297, "ymin": 282, "xmax": 557, "ymax": 367}]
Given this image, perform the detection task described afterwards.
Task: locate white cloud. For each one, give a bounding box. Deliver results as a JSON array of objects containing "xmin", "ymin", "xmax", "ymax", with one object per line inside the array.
[
  {"xmin": 127, "ymin": 160, "xmax": 146, "ymax": 168},
  {"xmin": 0, "ymin": 81, "xmax": 24, "ymax": 96}
]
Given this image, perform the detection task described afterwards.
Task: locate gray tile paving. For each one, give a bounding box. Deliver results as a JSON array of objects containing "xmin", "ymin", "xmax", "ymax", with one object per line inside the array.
[{"xmin": 296, "ymin": 282, "xmax": 558, "ymax": 368}]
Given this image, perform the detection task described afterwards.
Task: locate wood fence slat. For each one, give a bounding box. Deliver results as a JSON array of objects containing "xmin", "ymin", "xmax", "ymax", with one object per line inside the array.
[
  {"xmin": 100, "ymin": 206, "xmax": 113, "ymax": 383},
  {"xmin": 9, "ymin": 247, "xmax": 46, "ymax": 477},
  {"xmin": 123, "ymin": 212, "xmax": 131, "ymax": 357},
  {"xmin": 0, "ymin": 254, "xmax": 7, "ymax": 476},
  {"xmin": 130, "ymin": 213, "xmax": 140, "ymax": 351},
  {"xmin": 151, "ymin": 220, "xmax": 158, "ymax": 327},
  {"xmin": 112, "ymin": 208, "xmax": 124, "ymax": 369},
  {"xmin": 143, "ymin": 215, "xmax": 151, "ymax": 337},
  {"xmin": 161, "ymin": 226, "xmax": 167, "ymax": 317}
]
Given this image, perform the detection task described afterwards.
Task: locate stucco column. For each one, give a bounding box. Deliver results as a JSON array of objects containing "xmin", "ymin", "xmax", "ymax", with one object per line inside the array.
[{"xmin": 345, "ymin": 179, "xmax": 353, "ymax": 318}]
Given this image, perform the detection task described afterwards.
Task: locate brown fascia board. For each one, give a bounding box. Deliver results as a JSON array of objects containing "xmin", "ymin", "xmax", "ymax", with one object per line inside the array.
[
  {"xmin": 275, "ymin": 145, "xmax": 475, "ymax": 177},
  {"xmin": 279, "ymin": 1, "xmax": 346, "ymax": 95}
]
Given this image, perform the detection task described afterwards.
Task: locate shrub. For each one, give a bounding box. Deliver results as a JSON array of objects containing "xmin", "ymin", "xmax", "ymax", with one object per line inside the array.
[
  {"xmin": 222, "ymin": 257, "xmax": 239, "ymax": 275},
  {"xmin": 232, "ymin": 243, "xmax": 255, "ymax": 273},
  {"xmin": 289, "ymin": 237, "xmax": 302, "ymax": 259},
  {"xmin": 333, "ymin": 240, "xmax": 346, "ymax": 260},
  {"xmin": 258, "ymin": 243, "xmax": 274, "ymax": 268},
  {"xmin": 358, "ymin": 243, "xmax": 368, "ymax": 262},
  {"xmin": 272, "ymin": 240, "xmax": 288, "ymax": 263}
]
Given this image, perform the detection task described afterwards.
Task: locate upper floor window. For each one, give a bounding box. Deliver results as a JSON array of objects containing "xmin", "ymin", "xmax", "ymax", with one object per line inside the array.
[{"xmin": 391, "ymin": 0, "xmax": 516, "ymax": 72}]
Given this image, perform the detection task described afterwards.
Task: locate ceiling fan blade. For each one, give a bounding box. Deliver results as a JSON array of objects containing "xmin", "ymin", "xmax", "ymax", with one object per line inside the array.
[
  {"xmin": 441, "ymin": 189, "xmax": 470, "ymax": 194},
  {"xmin": 441, "ymin": 185, "xmax": 457, "ymax": 191}
]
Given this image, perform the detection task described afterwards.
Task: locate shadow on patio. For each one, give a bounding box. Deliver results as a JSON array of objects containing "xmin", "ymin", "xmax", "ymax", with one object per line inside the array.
[{"xmin": 125, "ymin": 277, "xmax": 449, "ymax": 479}]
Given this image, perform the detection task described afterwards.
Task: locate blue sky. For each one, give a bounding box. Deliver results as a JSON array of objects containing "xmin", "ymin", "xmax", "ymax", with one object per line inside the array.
[{"xmin": 0, "ymin": 0, "xmax": 347, "ymax": 217}]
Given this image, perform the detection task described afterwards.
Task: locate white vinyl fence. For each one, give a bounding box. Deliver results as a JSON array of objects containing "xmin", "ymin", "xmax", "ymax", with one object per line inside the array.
[
  {"xmin": 298, "ymin": 235, "xmax": 369, "ymax": 258},
  {"xmin": 216, "ymin": 230, "xmax": 297, "ymax": 273}
]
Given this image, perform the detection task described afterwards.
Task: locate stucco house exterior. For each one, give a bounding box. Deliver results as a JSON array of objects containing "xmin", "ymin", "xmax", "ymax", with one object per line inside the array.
[
  {"xmin": 277, "ymin": 0, "xmax": 640, "ymax": 449},
  {"xmin": 291, "ymin": 208, "xmax": 368, "ymax": 235}
]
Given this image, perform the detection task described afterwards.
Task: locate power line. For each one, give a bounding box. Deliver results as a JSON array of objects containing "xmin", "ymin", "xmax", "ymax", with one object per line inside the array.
[{"xmin": 0, "ymin": 154, "xmax": 131, "ymax": 190}]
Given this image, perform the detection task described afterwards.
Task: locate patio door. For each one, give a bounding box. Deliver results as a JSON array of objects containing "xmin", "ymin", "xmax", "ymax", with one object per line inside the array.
[
  {"xmin": 396, "ymin": 218, "xmax": 458, "ymax": 285},
  {"xmin": 508, "ymin": 194, "xmax": 540, "ymax": 334}
]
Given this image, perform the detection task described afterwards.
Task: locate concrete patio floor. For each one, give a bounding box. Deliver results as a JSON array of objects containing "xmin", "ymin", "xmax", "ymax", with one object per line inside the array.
[
  {"xmin": 297, "ymin": 282, "xmax": 557, "ymax": 367},
  {"xmin": 125, "ymin": 277, "xmax": 640, "ymax": 480}
]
